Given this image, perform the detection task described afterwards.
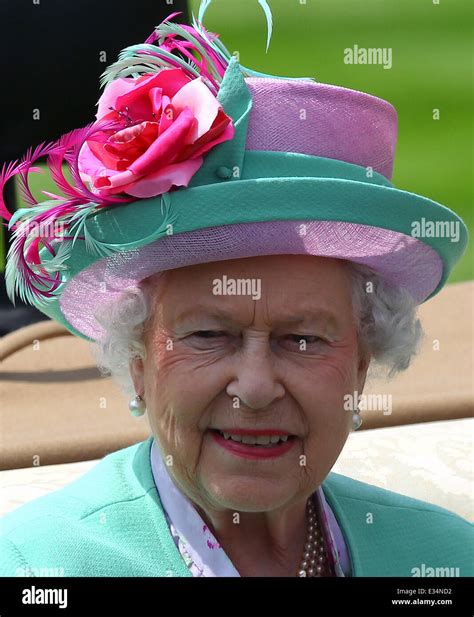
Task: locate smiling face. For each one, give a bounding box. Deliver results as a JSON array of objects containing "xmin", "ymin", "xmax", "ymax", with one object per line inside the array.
[{"xmin": 130, "ymin": 255, "xmax": 369, "ymax": 514}]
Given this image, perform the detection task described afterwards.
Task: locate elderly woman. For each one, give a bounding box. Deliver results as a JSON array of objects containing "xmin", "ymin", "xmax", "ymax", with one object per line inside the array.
[
  {"xmin": 0, "ymin": 6, "xmax": 472, "ymax": 578},
  {"xmin": 94, "ymin": 255, "xmax": 425, "ymax": 578}
]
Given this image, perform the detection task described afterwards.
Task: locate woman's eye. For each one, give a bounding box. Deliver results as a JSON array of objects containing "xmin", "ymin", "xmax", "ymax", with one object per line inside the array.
[
  {"xmin": 193, "ymin": 330, "xmax": 227, "ymax": 338},
  {"xmin": 185, "ymin": 330, "xmax": 232, "ymax": 349},
  {"xmin": 282, "ymin": 334, "xmax": 323, "ymax": 350}
]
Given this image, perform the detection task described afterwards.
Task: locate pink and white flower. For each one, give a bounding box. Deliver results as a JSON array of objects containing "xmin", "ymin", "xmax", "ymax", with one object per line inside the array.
[{"xmin": 78, "ymin": 68, "xmax": 235, "ymax": 198}]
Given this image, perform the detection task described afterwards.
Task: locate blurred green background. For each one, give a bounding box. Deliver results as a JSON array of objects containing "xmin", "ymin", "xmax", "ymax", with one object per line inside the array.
[{"xmin": 2, "ymin": 0, "xmax": 472, "ymax": 281}]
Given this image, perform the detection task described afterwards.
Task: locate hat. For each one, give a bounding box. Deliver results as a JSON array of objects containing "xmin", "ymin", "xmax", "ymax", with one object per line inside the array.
[{"xmin": 0, "ymin": 1, "xmax": 468, "ymax": 343}]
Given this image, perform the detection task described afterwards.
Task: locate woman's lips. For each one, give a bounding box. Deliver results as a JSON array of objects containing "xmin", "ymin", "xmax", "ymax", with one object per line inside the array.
[
  {"xmin": 214, "ymin": 428, "xmax": 291, "ymax": 436},
  {"xmin": 209, "ymin": 429, "xmax": 297, "ymax": 460}
]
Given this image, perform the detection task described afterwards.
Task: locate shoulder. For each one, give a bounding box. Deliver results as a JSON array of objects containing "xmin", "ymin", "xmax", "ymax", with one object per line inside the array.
[
  {"xmin": 1, "ymin": 438, "xmax": 153, "ymax": 532},
  {"xmin": 323, "ymin": 472, "xmax": 473, "ymax": 576},
  {"xmin": 324, "ymin": 471, "xmax": 473, "ymax": 531},
  {"xmin": 326, "ymin": 472, "xmax": 468, "ymax": 517},
  {"xmin": 0, "ymin": 438, "xmax": 164, "ymax": 577}
]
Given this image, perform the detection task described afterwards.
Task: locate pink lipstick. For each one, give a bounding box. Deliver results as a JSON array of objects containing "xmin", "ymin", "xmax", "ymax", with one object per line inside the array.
[{"xmin": 209, "ymin": 428, "xmax": 297, "ymax": 460}]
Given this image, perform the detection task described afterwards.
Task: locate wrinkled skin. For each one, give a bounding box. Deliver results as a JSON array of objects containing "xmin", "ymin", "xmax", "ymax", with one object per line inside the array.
[{"xmin": 130, "ymin": 255, "xmax": 370, "ymax": 576}]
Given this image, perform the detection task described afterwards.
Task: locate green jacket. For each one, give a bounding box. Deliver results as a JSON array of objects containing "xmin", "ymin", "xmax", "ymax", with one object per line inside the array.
[{"xmin": 1, "ymin": 437, "xmax": 472, "ymax": 577}]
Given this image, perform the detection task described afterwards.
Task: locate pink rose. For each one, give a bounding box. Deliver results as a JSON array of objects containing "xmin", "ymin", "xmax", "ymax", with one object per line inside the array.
[{"xmin": 78, "ymin": 69, "xmax": 234, "ymax": 198}]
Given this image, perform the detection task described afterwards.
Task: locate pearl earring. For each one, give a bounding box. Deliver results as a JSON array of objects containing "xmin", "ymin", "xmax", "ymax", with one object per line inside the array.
[
  {"xmin": 351, "ymin": 407, "xmax": 362, "ymax": 431},
  {"xmin": 129, "ymin": 394, "xmax": 146, "ymax": 417}
]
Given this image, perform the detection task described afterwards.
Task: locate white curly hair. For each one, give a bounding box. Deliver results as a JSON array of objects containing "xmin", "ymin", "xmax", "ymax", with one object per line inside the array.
[{"xmin": 90, "ymin": 260, "xmax": 423, "ymax": 399}]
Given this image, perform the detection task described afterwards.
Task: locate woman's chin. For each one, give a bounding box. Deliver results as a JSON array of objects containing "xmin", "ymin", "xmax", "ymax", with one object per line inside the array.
[{"xmin": 201, "ymin": 475, "xmax": 296, "ymax": 512}]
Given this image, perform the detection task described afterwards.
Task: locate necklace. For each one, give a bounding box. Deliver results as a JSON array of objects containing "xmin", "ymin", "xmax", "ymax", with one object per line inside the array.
[{"xmin": 297, "ymin": 496, "xmax": 330, "ymax": 577}]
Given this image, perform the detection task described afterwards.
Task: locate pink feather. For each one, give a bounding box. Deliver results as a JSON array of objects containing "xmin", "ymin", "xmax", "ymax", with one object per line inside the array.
[{"xmin": 0, "ymin": 118, "xmax": 132, "ymax": 305}]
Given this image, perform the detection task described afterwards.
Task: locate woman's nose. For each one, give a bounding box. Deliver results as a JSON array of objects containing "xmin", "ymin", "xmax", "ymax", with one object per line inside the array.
[{"xmin": 225, "ymin": 337, "xmax": 285, "ymax": 409}]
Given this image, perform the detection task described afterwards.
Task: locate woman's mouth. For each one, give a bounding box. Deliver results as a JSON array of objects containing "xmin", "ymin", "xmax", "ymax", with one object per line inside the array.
[{"xmin": 209, "ymin": 429, "xmax": 297, "ymax": 459}]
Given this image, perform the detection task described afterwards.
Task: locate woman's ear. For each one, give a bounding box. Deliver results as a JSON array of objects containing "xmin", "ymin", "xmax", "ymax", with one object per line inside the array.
[{"xmin": 129, "ymin": 357, "xmax": 145, "ymax": 395}]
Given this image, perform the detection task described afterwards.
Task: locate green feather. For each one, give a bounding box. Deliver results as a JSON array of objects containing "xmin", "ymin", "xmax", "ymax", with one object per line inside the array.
[
  {"xmin": 257, "ymin": 0, "xmax": 273, "ymax": 53},
  {"xmin": 40, "ymin": 238, "xmax": 74, "ymax": 273},
  {"xmin": 194, "ymin": 0, "xmax": 315, "ymax": 81},
  {"xmin": 197, "ymin": 0, "xmax": 273, "ymax": 52},
  {"xmin": 101, "ymin": 50, "xmax": 202, "ymax": 87},
  {"xmin": 65, "ymin": 193, "xmax": 179, "ymax": 261},
  {"xmin": 8, "ymin": 201, "xmax": 60, "ymax": 230},
  {"xmin": 198, "ymin": 0, "xmax": 213, "ymax": 24},
  {"xmin": 157, "ymin": 21, "xmax": 224, "ymax": 81}
]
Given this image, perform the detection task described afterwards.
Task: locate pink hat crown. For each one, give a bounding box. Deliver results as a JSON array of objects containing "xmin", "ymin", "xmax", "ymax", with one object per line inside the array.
[{"xmin": 244, "ymin": 78, "xmax": 397, "ymax": 181}]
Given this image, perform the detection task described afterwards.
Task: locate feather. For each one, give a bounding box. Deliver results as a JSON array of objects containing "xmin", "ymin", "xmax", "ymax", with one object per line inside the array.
[
  {"xmin": 101, "ymin": 52, "xmax": 202, "ymax": 89},
  {"xmin": 102, "ymin": 8, "xmax": 234, "ymax": 92},
  {"xmin": 197, "ymin": 0, "xmax": 273, "ymax": 52},
  {"xmin": 198, "ymin": 0, "xmax": 213, "ymax": 24},
  {"xmin": 0, "ymin": 118, "xmax": 131, "ymax": 306},
  {"xmin": 16, "ymin": 143, "xmax": 57, "ymax": 206},
  {"xmin": 102, "ymin": 2, "xmax": 314, "ymax": 99},
  {"xmin": 0, "ymin": 160, "xmax": 21, "ymax": 222},
  {"xmin": 257, "ymin": 0, "xmax": 273, "ymax": 53},
  {"xmin": 7, "ymin": 201, "xmax": 59, "ymax": 230},
  {"xmin": 158, "ymin": 21, "xmax": 226, "ymax": 79},
  {"xmin": 39, "ymin": 239, "xmax": 74, "ymax": 274},
  {"xmin": 5, "ymin": 220, "xmax": 64, "ymax": 306},
  {"xmin": 144, "ymin": 11, "xmax": 183, "ymax": 43},
  {"xmin": 67, "ymin": 190, "xmax": 179, "ymax": 260}
]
